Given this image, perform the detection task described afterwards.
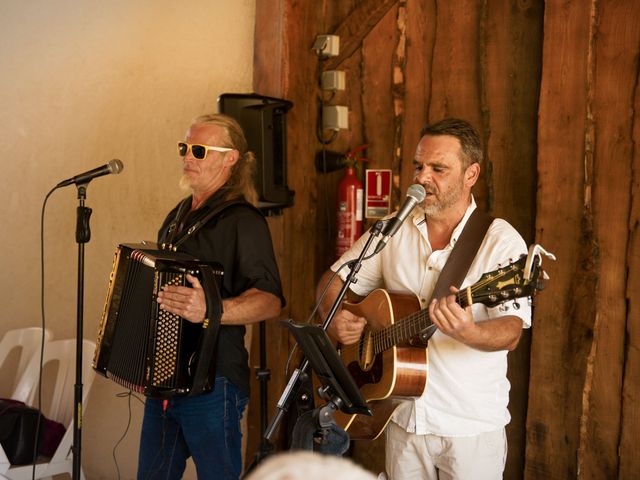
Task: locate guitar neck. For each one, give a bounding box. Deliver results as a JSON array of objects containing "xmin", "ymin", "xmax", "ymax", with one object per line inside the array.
[
  {"xmin": 374, "ymin": 290, "xmax": 470, "ymax": 353},
  {"xmin": 367, "ymin": 254, "xmax": 544, "ymax": 354}
]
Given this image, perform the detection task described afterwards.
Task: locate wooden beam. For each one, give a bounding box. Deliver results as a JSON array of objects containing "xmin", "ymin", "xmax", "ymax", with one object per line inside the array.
[
  {"xmin": 579, "ymin": 1, "xmax": 640, "ymax": 477},
  {"xmin": 426, "ymin": 0, "xmax": 488, "ymax": 210},
  {"xmin": 620, "ymin": 72, "xmax": 640, "ymax": 478},
  {"xmin": 480, "ymin": 3, "xmax": 544, "ymax": 478},
  {"xmin": 323, "ymin": 0, "xmax": 398, "ymax": 70},
  {"xmin": 526, "ymin": 1, "xmax": 640, "ymax": 477},
  {"xmin": 525, "ymin": 1, "xmax": 595, "ymax": 478},
  {"xmin": 399, "ymin": 0, "xmax": 433, "ymax": 199},
  {"xmin": 250, "ymin": 0, "xmax": 323, "ymax": 457}
]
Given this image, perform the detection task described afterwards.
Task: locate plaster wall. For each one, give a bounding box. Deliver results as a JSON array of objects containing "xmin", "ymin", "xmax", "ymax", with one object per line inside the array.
[{"xmin": 0, "ymin": 1, "xmax": 256, "ymax": 477}]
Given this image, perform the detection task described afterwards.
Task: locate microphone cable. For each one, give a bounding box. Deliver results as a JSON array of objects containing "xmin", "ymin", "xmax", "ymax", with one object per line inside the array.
[{"xmin": 30, "ymin": 184, "xmax": 60, "ymax": 480}]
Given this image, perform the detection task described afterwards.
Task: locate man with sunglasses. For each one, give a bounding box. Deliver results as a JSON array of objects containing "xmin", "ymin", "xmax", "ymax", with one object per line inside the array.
[{"xmin": 136, "ymin": 114, "xmax": 284, "ymax": 480}]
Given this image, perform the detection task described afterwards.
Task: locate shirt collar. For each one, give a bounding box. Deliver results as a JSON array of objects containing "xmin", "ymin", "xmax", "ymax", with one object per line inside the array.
[
  {"xmin": 450, "ymin": 195, "xmax": 477, "ymax": 245},
  {"xmin": 196, "ymin": 187, "xmax": 244, "ymax": 212}
]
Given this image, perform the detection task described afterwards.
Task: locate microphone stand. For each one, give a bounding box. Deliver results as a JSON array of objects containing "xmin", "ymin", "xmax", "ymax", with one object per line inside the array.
[
  {"xmin": 260, "ymin": 219, "xmax": 385, "ymax": 450},
  {"xmin": 72, "ymin": 183, "xmax": 92, "ymax": 480}
]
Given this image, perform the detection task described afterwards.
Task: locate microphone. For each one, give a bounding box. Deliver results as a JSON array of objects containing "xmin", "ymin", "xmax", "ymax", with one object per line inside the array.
[
  {"xmin": 374, "ymin": 184, "xmax": 426, "ymax": 254},
  {"xmin": 56, "ymin": 159, "xmax": 124, "ymax": 187}
]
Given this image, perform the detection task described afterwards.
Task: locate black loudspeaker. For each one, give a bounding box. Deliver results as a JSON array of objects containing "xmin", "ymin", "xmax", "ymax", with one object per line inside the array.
[{"xmin": 218, "ymin": 93, "xmax": 295, "ymax": 215}]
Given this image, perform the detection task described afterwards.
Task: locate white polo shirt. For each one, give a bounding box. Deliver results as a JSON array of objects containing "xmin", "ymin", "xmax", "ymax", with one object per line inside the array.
[{"xmin": 330, "ymin": 197, "xmax": 531, "ymax": 436}]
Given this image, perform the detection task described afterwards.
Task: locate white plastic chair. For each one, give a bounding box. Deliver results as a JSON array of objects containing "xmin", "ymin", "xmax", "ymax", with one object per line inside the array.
[
  {"xmin": 0, "ymin": 338, "xmax": 96, "ymax": 480},
  {"xmin": 0, "ymin": 328, "xmax": 53, "ymax": 397}
]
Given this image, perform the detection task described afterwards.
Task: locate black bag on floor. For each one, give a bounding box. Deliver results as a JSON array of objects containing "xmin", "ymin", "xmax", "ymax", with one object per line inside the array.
[
  {"xmin": 0, "ymin": 398, "xmax": 42, "ymax": 465},
  {"xmin": 0, "ymin": 398, "xmax": 66, "ymax": 465}
]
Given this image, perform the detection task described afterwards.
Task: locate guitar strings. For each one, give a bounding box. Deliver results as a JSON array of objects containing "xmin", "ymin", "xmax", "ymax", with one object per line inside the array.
[{"xmin": 337, "ymin": 261, "xmax": 522, "ymax": 358}]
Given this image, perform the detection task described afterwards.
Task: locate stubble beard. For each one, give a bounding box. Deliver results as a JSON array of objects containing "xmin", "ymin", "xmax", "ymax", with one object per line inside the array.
[{"xmin": 421, "ymin": 180, "xmax": 465, "ymax": 217}]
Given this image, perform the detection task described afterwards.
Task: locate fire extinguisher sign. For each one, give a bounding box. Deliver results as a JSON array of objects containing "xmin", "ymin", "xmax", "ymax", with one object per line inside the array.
[{"xmin": 365, "ymin": 169, "xmax": 392, "ymax": 218}]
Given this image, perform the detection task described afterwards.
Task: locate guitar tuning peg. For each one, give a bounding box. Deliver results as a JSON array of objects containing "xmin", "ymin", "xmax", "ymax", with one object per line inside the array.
[
  {"xmin": 498, "ymin": 303, "xmax": 510, "ymax": 312},
  {"xmin": 512, "ymin": 300, "xmax": 520, "ymax": 310}
]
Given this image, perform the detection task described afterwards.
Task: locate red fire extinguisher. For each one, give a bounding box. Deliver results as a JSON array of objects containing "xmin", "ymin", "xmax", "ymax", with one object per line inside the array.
[{"xmin": 335, "ymin": 145, "xmax": 367, "ymax": 259}]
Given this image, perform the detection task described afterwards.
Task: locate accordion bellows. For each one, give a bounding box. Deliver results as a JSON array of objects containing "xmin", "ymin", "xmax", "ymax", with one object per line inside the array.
[{"xmin": 93, "ymin": 243, "xmax": 223, "ymax": 397}]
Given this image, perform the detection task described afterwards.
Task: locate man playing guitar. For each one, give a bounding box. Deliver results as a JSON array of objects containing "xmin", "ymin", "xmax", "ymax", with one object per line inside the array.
[{"xmin": 316, "ymin": 118, "xmax": 531, "ymax": 480}]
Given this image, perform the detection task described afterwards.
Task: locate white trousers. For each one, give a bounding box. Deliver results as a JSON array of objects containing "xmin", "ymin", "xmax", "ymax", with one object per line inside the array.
[{"xmin": 384, "ymin": 421, "xmax": 507, "ymax": 480}]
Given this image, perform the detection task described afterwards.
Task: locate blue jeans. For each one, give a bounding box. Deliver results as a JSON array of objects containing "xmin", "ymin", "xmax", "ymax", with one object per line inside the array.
[{"xmin": 137, "ymin": 376, "xmax": 249, "ymax": 480}]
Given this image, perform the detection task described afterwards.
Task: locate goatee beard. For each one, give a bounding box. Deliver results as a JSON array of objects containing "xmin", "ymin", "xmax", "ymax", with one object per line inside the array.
[
  {"xmin": 179, "ymin": 174, "xmax": 193, "ymax": 193},
  {"xmin": 422, "ymin": 201, "xmax": 448, "ymax": 217}
]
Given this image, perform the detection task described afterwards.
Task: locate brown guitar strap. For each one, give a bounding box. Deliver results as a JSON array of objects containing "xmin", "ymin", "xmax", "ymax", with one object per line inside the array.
[{"xmin": 412, "ymin": 207, "xmax": 493, "ymax": 345}]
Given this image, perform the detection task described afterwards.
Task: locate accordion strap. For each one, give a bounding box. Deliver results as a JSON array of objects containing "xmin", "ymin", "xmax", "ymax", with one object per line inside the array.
[
  {"xmin": 190, "ymin": 264, "xmax": 224, "ymax": 395},
  {"xmin": 166, "ymin": 197, "xmax": 259, "ymax": 250}
]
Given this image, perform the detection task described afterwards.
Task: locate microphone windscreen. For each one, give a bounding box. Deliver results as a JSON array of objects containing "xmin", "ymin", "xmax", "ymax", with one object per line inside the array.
[
  {"xmin": 407, "ymin": 184, "xmax": 426, "ymax": 202},
  {"xmin": 109, "ymin": 159, "xmax": 124, "ymax": 174}
]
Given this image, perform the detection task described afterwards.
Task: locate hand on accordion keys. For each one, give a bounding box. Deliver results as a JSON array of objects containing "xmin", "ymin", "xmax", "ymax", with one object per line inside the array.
[{"xmin": 157, "ymin": 273, "xmax": 207, "ymax": 324}]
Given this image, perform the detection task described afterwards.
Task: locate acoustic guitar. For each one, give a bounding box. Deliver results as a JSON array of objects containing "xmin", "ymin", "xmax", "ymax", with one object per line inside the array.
[{"xmin": 330, "ymin": 246, "xmax": 552, "ymax": 439}]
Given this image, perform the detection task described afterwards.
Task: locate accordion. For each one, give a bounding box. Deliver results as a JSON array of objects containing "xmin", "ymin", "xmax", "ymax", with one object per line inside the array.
[{"xmin": 93, "ymin": 243, "xmax": 223, "ymax": 397}]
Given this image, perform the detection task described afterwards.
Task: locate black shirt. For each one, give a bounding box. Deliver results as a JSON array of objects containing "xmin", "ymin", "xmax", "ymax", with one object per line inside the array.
[{"xmin": 158, "ymin": 190, "xmax": 284, "ymax": 395}]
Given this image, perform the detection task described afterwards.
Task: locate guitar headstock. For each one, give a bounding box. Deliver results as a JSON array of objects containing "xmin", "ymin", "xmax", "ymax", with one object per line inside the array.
[{"xmin": 467, "ymin": 244, "xmax": 556, "ymax": 308}]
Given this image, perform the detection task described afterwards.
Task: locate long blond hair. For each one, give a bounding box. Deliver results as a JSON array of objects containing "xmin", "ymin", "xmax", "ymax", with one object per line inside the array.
[{"xmin": 192, "ymin": 113, "xmax": 259, "ymax": 205}]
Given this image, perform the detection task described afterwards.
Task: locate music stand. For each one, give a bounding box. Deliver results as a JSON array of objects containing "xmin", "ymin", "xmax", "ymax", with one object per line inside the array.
[
  {"xmin": 284, "ymin": 321, "xmax": 371, "ymax": 454},
  {"xmin": 262, "ymin": 222, "xmax": 384, "ymax": 452}
]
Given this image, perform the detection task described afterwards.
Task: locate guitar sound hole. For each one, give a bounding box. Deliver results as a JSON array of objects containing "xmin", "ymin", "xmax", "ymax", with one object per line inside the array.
[{"xmin": 347, "ymin": 356, "xmax": 382, "ymax": 389}]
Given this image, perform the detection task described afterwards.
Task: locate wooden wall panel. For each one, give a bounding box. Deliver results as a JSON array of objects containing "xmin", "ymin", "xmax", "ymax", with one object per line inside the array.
[
  {"xmin": 526, "ymin": 1, "xmax": 640, "ymax": 478},
  {"xmin": 324, "ymin": 0, "xmax": 400, "ymax": 72},
  {"xmin": 526, "ymin": 1, "xmax": 595, "ymax": 479},
  {"xmin": 361, "ymin": 6, "xmax": 398, "ymax": 197},
  {"xmin": 620, "ymin": 67, "xmax": 640, "ymax": 479},
  {"xmin": 482, "ymin": 0, "xmax": 543, "ymax": 237},
  {"xmin": 481, "ymin": 2, "xmax": 544, "ymax": 477},
  {"xmin": 427, "ymin": 0, "xmax": 489, "ymax": 210},
  {"xmin": 250, "ymin": 0, "xmax": 324, "ymax": 457},
  {"xmin": 399, "ymin": 0, "xmax": 432, "ymax": 197},
  {"xmin": 578, "ymin": 2, "xmax": 640, "ymax": 478},
  {"xmin": 248, "ymin": 0, "xmax": 289, "ymax": 461}
]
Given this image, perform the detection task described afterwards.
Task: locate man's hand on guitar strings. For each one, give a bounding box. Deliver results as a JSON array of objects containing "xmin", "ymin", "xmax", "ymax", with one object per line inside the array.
[{"xmin": 327, "ymin": 309, "xmax": 367, "ymax": 345}]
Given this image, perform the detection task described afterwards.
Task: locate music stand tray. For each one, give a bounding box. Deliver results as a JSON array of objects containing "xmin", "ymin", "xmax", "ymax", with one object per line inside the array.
[{"xmin": 285, "ymin": 321, "xmax": 371, "ymax": 416}]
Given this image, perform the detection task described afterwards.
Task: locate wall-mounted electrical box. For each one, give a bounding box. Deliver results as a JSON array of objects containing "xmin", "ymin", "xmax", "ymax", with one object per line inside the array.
[
  {"xmin": 313, "ymin": 34, "xmax": 340, "ymax": 58},
  {"xmin": 322, "ymin": 105, "xmax": 349, "ymax": 130},
  {"xmin": 321, "ymin": 70, "xmax": 346, "ymax": 91}
]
